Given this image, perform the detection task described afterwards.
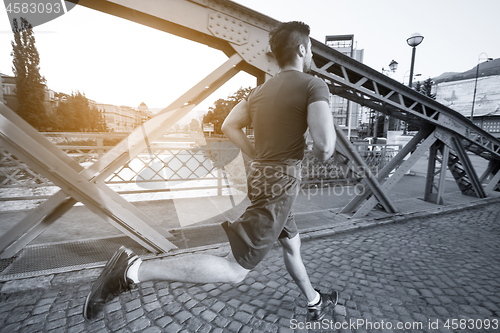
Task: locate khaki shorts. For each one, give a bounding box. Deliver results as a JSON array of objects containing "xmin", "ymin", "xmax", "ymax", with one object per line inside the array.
[{"xmin": 222, "ymin": 161, "xmax": 300, "ymax": 270}]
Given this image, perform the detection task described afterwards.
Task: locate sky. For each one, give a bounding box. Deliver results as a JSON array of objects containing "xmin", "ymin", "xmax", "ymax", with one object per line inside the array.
[{"xmin": 1, "ymin": 0, "xmax": 499, "ymax": 115}]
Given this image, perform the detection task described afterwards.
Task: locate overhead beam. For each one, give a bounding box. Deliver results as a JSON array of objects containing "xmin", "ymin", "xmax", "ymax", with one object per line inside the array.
[
  {"xmin": 310, "ymin": 40, "xmax": 500, "ymax": 161},
  {"xmin": 71, "ymin": 0, "xmax": 280, "ymax": 78}
]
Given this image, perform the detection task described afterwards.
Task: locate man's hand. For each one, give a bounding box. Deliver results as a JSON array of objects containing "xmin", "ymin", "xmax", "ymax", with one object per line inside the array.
[
  {"xmin": 307, "ymin": 100, "xmax": 336, "ymax": 162},
  {"xmin": 221, "ymin": 100, "xmax": 256, "ymax": 160}
]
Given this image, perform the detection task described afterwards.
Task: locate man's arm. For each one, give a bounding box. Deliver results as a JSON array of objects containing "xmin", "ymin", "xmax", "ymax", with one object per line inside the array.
[
  {"xmin": 307, "ymin": 100, "xmax": 336, "ymax": 162},
  {"xmin": 221, "ymin": 99, "xmax": 256, "ymax": 160}
]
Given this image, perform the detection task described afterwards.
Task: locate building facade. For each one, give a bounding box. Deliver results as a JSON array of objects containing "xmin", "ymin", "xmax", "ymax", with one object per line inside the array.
[
  {"xmin": 433, "ymin": 59, "xmax": 500, "ymax": 138},
  {"xmin": 1, "ymin": 72, "xmax": 58, "ymax": 115},
  {"xmin": 1, "ymin": 73, "xmax": 19, "ymax": 112},
  {"xmin": 97, "ymin": 103, "xmax": 152, "ymax": 133},
  {"xmin": 325, "ymin": 35, "xmax": 364, "ymax": 138}
]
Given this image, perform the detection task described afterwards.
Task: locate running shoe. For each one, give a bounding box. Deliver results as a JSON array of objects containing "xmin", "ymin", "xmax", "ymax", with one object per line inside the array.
[
  {"xmin": 83, "ymin": 246, "xmax": 139, "ymax": 320},
  {"xmin": 307, "ymin": 289, "xmax": 339, "ymax": 321}
]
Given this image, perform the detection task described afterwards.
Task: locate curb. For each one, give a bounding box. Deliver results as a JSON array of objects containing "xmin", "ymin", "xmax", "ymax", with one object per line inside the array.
[{"xmin": 299, "ymin": 196, "xmax": 500, "ymax": 242}]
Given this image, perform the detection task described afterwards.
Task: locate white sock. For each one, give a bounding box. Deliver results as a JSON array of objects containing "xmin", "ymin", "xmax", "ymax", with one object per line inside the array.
[
  {"xmin": 126, "ymin": 257, "xmax": 142, "ymax": 283},
  {"xmin": 307, "ymin": 291, "xmax": 321, "ymax": 306}
]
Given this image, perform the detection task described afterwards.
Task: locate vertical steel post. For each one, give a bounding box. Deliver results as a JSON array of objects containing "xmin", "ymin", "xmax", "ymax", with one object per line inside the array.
[
  {"xmin": 424, "ymin": 141, "xmax": 449, "ymax": 205},
  {"xmin": 409, "ymin": 46, "xmax": 417, "ymax": 88}
]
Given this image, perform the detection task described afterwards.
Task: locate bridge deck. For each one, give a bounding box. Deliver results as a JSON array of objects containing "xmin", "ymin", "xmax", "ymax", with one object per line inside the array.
[{"xmin": 1, "ymin": 174, "xmax": 499, "ymax": 281}]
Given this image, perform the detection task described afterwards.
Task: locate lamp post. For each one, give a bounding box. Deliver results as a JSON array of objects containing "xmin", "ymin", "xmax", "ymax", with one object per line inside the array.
[
  {"xmin": 471, "ymin": 52, "xmax": 493, "ymax": 121},
  {"xmin": 407, "ymin": 33, "xmax": 424, "ymax": 88}
]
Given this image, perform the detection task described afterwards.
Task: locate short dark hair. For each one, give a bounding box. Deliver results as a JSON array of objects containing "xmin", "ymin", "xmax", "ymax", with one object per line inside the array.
[{"xmin": 269, "ymin": 21, "xmax": 310, "ymax": 68}]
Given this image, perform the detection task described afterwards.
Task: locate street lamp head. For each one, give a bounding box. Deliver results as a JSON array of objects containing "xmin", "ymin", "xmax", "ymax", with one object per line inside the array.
[
  {"xmin": 389, "ymin": 59, "xmax": 398, "ymax": 72},
  {"xmin": 407, "ymin": 33, "xmax": 424, "ymax": 47},
  {"xmin": 478, "ymin": 52, "xmax": 493, "ymax": 63}
]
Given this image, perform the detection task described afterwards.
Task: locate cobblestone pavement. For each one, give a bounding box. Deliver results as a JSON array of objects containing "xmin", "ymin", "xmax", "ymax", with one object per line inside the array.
[{"xmin": 1, "ymin": 203, "xmax": 499, "ymax": 333}]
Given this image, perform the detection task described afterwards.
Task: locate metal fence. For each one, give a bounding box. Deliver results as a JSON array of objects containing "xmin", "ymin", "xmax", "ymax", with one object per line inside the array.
[{"xmin": 0, "ymin": 132, "xmax": 402, "ymax": 210}]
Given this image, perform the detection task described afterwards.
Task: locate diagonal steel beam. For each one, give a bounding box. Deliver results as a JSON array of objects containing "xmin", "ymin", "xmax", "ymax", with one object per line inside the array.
[
  {"xmin": 0, "ymin": 191, "xmax": 71, "ymax": 259},
  {"xmin": 484, "ymin": 160, "xmax": 500, "ymax": 193},
  {"xmin": 0, "ymin": 115, "xmax": 177, "ymax": 254},
  {"xmin": 450, "ymin": 135, "xmax": 487, "ymax": 198},
  {"xmin": 352, "ymin": 132, "xmax": 438, "ymax": 218},
  {"xmin": 334, "ymin": 123, "xmax": 397, "ymax": 214},
  {"xmin": 0, "ymin": 54, "xmax": 244, "ymax": 257},
  {"xmin": 85, "ymin": 54, "xmax": 245, "ymax": 182},
  {"xmin": 0, "ymin": 103, "xmax": 174, "ymax": 256},
  {"xmin": 341, "ymin": 126, "xmax": 434, "ymax": 215},
  {"xmin": 479, "ymin": 160, "xmax": 497, "ymax": 183}
]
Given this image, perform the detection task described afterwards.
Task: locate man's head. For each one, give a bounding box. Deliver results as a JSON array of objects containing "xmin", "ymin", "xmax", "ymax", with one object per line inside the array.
[{"xmin": 269, "ymin": 21, "xmax": 312, "ymax": 73}]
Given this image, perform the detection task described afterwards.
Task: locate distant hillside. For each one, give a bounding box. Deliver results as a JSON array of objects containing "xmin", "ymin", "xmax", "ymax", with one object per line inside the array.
[
  {"xmin": 434, "ymin": 58, "xmax": 500, "ymax": 83},
  {"xmin": 433, "ymin": 72, "xmax": 460, "ymax": 82}
]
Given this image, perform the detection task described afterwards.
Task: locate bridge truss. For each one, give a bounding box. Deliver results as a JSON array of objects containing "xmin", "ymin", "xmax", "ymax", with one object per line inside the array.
[{"xmin": 1, "ymin": 0, "xmax": 499, "ymax": 258}]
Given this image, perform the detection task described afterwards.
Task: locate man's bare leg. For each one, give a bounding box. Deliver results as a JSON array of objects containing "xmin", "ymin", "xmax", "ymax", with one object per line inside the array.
[
  {"xmin": 83, "ymin": 248, "xmax": 250, "ymax": 320},
  {"xmin": 279, "ymin": 234, "xmax": 317, "ymax": 303},
  {"xmin": 136, "ymin": 251, "xmax": 250, "ymax": 284}
]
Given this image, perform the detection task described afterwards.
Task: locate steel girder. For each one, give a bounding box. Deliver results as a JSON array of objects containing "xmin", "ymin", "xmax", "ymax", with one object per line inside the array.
[
  {"xmin": 424, "ymin": 140, "xmax": 450, "ymax": 205},
  {"xmin": 0, "ymin": 105, "xmax": 178, "ymax": 255},
  {"xmin": 70, "ymin": 0, "xmax": 281, "ymax": 79},
  {"xmin": 432, "ymin": 127, "xmax": 487, "ymax": 199},
  {"xmin": 0, "ymin": 54, "xmax": 244, "ymax": 257},
  {"xmin": 309, "ymin": 41, "xmax": 500, "ymax": 161},
  {"xmin": 484, "ymin": 160, "xmax": 500, "ymax": 192},
  {"xmin": 448, "ymin": 137, "xmax": 487, "ymax": 198},
  {"xmin": 480, "ymin": 159, "xmax": 500, "ymax": 193},
  {"xmin": 70, "ymin": 0, "xmax": 500, "ymax": 204}
]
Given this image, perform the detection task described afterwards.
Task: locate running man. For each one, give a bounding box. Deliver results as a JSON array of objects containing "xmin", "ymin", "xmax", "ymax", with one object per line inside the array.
[{"xmin": 83, "ymin": 21, "xmax": 337, "ymax": 322}]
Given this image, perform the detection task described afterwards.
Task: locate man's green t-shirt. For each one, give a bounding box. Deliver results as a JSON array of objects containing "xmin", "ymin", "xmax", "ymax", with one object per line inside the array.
[{"xmin": 246, "ymin": 70, "xmax": 330, "ymax": 163}]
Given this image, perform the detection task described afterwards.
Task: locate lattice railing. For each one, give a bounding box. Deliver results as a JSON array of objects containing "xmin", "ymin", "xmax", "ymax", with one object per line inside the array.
[
  {"xmin": 0, "ymin": 133, "xmax": 400, "ymax": 209},
  {"xmin": 354, "ymin": 144, "xmax": 402, "ymax": 172},
  {"xmin": 0, "ymin": 149, "xmax": 52, "ymax": 187}
]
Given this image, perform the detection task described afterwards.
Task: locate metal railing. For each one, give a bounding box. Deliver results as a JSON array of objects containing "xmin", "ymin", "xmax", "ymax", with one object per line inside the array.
[
  {"xmin": 0, "ymin": 133, "xmax": 402, "ymax": 210},
  {"xmin": 354, "ymin": 143, "xmax": 403, "ymax": 170}
]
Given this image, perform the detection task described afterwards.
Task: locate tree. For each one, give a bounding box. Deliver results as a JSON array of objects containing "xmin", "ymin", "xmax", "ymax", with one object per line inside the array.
[
  {"xmin": 413, "ymin": 78, "xmax": 436, "ymax": 99},
  {"xmin": 189, "ymin": 118, "xmax": 200, "ymax": 132},
  {"xmin": 202, "ymin": 87, "xmax": 252, "ymax": 135},
  {"xmin": 413, "ymin": 80, "xmax": 422, "ymax": 94},
  {"xmin": 408, "ymin": 78, "xmax": 436, "ymax": 132},
  {"xmin": 421, "ymin": 78, "xmax": 436, "ymax": 100},
  {"xmin": 52, "ymin": 92, "xmax": 106, "ymax": 132},
  {"xmin": 11, "ymin": 17, "xmax": 47, "ymax": 129}
]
